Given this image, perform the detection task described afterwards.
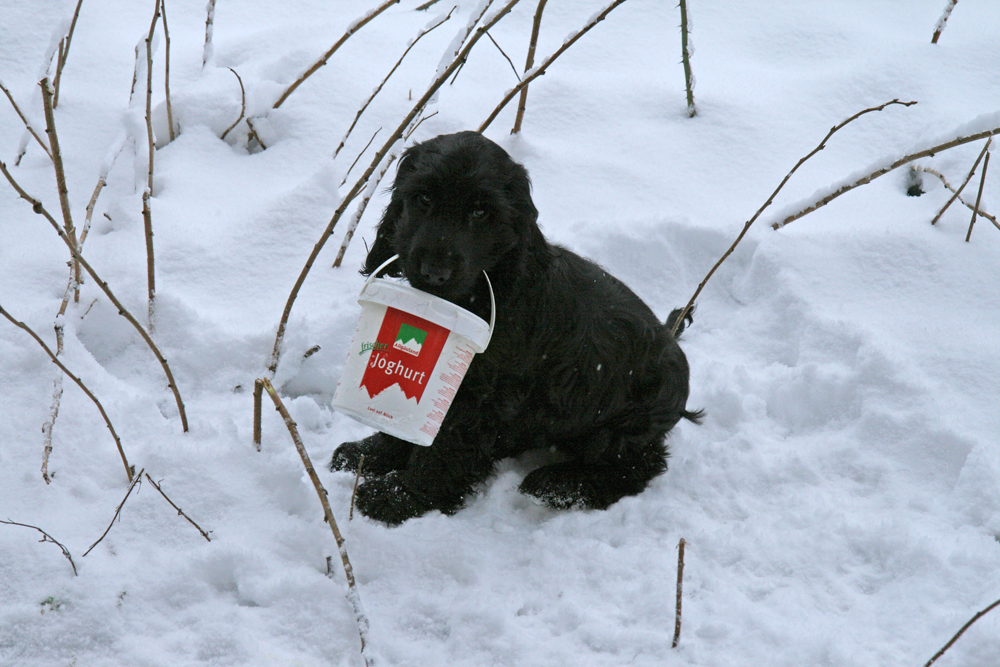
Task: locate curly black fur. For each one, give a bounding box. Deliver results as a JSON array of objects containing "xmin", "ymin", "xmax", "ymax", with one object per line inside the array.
[{"xmin": 331, "ymin": 131, "xmax": 702, "ymax": 525}]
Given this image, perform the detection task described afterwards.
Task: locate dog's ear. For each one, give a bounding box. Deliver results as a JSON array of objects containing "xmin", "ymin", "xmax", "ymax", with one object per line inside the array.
[
  {"xmin": 507, "ymin": 162, "xmax": 545, "ymax": 248},
  {"xmin": 361, "ymin": 144, "xmax": 424, "ymax": 277}
]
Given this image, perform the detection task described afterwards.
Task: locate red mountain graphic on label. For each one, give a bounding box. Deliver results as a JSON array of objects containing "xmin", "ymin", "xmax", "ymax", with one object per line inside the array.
[{"xmin": 359, "ymin": 307, "xmax": 449, "ymax": 401}]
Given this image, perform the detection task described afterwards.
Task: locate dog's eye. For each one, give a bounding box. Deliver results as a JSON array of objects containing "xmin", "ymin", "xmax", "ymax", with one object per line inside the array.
[
  {"xmin": 470, "ymin": 207, "xmax": 487, "ymax": 221},
  {"xmin": 417, "ymin": 194, "xmax": 432, "ymax": 207}
]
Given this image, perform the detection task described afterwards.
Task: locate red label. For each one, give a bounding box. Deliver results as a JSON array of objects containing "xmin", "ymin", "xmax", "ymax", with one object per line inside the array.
[{"xmin": 359, "ymin": 307, "xmax": 449, "ymax": 401}]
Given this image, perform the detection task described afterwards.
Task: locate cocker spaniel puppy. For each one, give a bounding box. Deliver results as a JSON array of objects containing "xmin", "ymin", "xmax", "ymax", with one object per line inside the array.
[{"xmin": 331, "ymin": 131, "xmax": 701, "ymax": 525}]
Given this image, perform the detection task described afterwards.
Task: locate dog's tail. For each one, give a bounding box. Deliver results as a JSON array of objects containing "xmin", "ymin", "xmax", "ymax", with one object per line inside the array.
[{"xmin": 666, "ymin": 305, "xmax": 695, "ymax": 338}]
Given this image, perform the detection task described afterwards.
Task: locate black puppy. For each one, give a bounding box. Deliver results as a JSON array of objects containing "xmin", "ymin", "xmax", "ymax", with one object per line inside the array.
[{"xmin": 331, "ymin": 131, "xmax": 701, "ymax": 524}]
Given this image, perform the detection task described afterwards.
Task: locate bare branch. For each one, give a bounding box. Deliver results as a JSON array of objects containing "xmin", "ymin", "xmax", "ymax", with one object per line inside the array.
[
  {"xmin": 334, "ymin": 6, "xmax": 455, "ymax": 159},
  {"xmin": 925, "ymin": 597, "xmax": 1000, "ymax": 666},
  {"xmin": 0, "ymin": 80, "xmax": 52, "ymax": 160},
  {"xmin": 273, "ymin": 0, "xmax": 401, "ymax": 109},
  {"xmin": 672, "ymin": 537, "xmax": 686, "ymax": 648},
  {"xmin": 341, "ymin": 127, "xmax": 381, "ymax": 187},
  {"xmin": 267, "ymin": 0, "xmax": 523, "ymax": 376},
  {"xmin": 53, "ymin": 0, "xmax": 86, "ymax": 108},
  {"xmin": 83, "ymin": 469, "xmax": 144, "ymax": 557},
  {"xmin": 772, "ymin": 122, "xmax": 1000, "ymax": 230},
  {"xmin": 202, "ymin": 0, "xmax": 216, "ymax": 69},
  {"xmin": 479, "ymin": 0, "xmax": 629, "ymax": 133},
  {"xmin": 220, "ymin": 68, "xmax": 245, "ymax": 141},
  {"xmin": 1, "ymin": 519, "xmax": 77, "ymax": 576},
  {"xmin": 160, "ymin": 0, "xmax": 176, "ymax": 142},
  {"xmin": 145, "ymin": 473, "xmax": 212, "ymax": 541},
  {"xmin": 931, "ymin": 0, "xmax": 958, "ymax": 44},
  {"xmin": 1, "ymin": 303, "xmax": 133, "ymax": 482},
  {"xmin": 0, "ymin": 160, "xmax": 189, "ymax": 432},
  {"xmin": 915, "ymin": 165, "xmax": 999, "ymax": 230},
  {"xmin": 333, "ymin": 153, "xmax": 397, "ymax": 267},
  {"xmin": 260, "ymin": 378, "xmax": 373, "ymax": 666},
  {"xmin": 931, "ymin": 137, "xmax": 991, "ymax": 224},
  {"xmin": 349, "ymin": 454, "xmax": 365, "ymax": 521},
  {"xmin": 965, "ymin": 149, "xmax": 990, "ymax": 242},
  {"xmin": 253, "ymin": 378, "xmax": 263, "ymax": 451},
  {"xmin": 671, "ymin": 99, "xmax": 917, "ymax": 336},
  {"xmin": 512, "ymin": 0, "xmax": 547, "ymax": 134},
  {"xmin": 679, "ymin": 0, "xmax": 696, "ymax": 117}
]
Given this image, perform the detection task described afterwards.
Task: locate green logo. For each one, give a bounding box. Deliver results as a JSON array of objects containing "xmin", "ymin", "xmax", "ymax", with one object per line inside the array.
[{"xmin": 393, "ymin": 323, "xmax": 427, "ymax": 355}]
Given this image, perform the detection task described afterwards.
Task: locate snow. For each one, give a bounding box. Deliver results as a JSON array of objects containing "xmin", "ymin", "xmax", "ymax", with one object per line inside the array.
[{"xmin": 2, "ymin": 1, "xmax": 1000, "ymax": 666}]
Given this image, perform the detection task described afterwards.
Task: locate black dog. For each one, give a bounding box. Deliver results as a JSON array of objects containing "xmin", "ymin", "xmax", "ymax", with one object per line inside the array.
[{"xmin": 331, "ymin": 131, "xmax": 701, "ymax": 524}]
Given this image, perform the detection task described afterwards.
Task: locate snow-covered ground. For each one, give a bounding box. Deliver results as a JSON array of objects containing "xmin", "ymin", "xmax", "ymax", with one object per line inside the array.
[{"xmin": 2, "ymin": 1, "xmax": 999, "ymax": 665}]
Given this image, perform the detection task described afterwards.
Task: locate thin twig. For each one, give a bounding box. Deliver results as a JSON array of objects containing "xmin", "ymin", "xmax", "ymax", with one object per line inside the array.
[
  {"xmin": 333, "ymin": 6, "xmax": 455, "ymax": 159},
  {"xmin": 672, "ymin": 537, "xmax": 686, "ymax": 648},
  {"xmin": 772, "ymin": 121, "xmax": 1000, "ymax": 230},
  {"xmin": 246, "ymin": 116, "xmax": 267, "ymax": 150},
  {"xmin": 142, "ymin": 191, "xmax": 156, "ymax": 331},
  {"xmin": 334, "ymin": 153, "xmax": 397, "ymax": 267},
  {"xmin": 341, "ymin": 127, "xmax": 381, "ymax": 187},
  {"xmin": 53, "ymin": 0, "xmax": 85, "ymax": 108},
  {"xmin": 915, "ymin": 165, "xmax": 1000, "ymax": 231},
  {"xmin": 446, "ymin": 1, "xmax": 496, "ymax": 86},
  {"xmin": 924, "ymin": 597, "xmax": 1000, "ymax": 666},
  {"xmin": 202, "ymin": 0, "xmax": 216, "ymax": 69},
  {"xmin": 931, "ymin": 138, "xmax": 991, "ymax": 225},
  {"xmin": 511, "ymin": 0, "xmax": 547, "ymax": 134},
  {"xmin": 273, "ymin": 0, "xmax": 401, "ymax": 109},
  {"xmin": 1, "ymin": 519, "xmax": 77, "ymax": 576},
  {"xmin": 670, "ymin": 99, "xmax": 916, "ymax": 335},
  {"xmin": 416, "ymin": 0, "xmax": 441, "ymax": 9},
  {"xmin": 260, "ymin": 378, "xmax": 373, "ymax": 666},
  {"xmin": 267, "ymin": 0, "xmax": 523, "ymax": 376},
  {"xmin": 403, "ymin": 110, "xmax": 438, "ymax": 141},
  {"xmin": 349, "ymin": 454, "xmax": 365, "ymax": 521},
  {"xmin": 83, "ymin": 468, "xmax": 144, "ymax": 557},
  {"xmin": 478, "ymin": 0, "xmax": 629, "ymax": 133},
  {"xmin": 0, "ymin": 80, "xmax": 52, "ymax": 160},
  {"xmin": 144, "ymin": 473, "xmax": 212, "ymax": 541},
  {"xmin": 931, "ymin": 0, "xmax": 958, "ymax": 44},
  {"xmin": 220, "ymin": 68, "xmax": 245, "ymax": 141},
  {"xmin": 160, "ymin": 0, "xmax": 176, "ymax": 142},
  {"xmin": 965, "ymin": 149, "xmax": 989, "ymax": 242},
  {"xmin": 0, "ymin": 160, "xmax": 189, "ymax": 432},
  {"xmin": 484, "ymin": 30, "xmax": 520, "ymax": 81},
  {"xmin": 679, "ymin": 0, "xmax": 696, "ymax": 117},
  {"xmin": 253, "ymin": 378, "xmax": 263, "ymax": 451},
  {"xmin": 1, "ymin": 304, "xmax": 134, "ymax": 482}
]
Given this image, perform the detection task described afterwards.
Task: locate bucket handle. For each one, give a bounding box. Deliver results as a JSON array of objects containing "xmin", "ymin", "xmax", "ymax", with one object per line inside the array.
[{"xmin": 363, "ymin": 254, "xmax": 495, "ymax": 351}]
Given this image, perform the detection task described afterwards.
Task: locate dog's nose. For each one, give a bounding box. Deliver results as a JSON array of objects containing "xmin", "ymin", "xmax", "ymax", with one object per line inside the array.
[{"xmin": 419, "ymin": 261, "xmax": 453, "ymax": 285}]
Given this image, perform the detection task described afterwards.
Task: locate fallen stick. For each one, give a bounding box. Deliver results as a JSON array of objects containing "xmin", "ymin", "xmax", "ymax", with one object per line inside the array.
[
  {"xmin": 1, "ymin": 519, "xmax": 78, "ymax": 576},
  {"xmin": 83, "ymin": 468, "xmax": 145, "ymax": 557},
  {"xmin": 266, "ymin": 0, "xmax": 523, "ymax": 376},
  {"xmin": 670, "ymin": 99, "xmax": 916, "ymax": 336},
  {"xmin": 924, "ymin": 597, "xmax": 1000, "ymax": 666},
  {"xmin": 0, "ymin": 160, "xmax": 189, "ymax": 432},
  {"xmin": 260, "ymin": 378, "xmax": 373, "ymax": 667},
  {"xmin": 273, "ymin": 0, "xmax": 400, "ymax": 109},
  {"xmin": 145, "ymin": 473, "xmax": 212, "ymax": 541},
  {"xmin": 1, "ymin": 303, "xmax": 133, "ymax": 482}
]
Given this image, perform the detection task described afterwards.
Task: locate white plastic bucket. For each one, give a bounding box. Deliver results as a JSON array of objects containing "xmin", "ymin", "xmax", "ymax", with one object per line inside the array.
[{"xmin": 332, "ymin": 255, "xmax": 495, "ymax": 446}]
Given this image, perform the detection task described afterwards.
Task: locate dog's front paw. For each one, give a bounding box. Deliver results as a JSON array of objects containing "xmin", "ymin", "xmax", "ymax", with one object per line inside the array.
[
  {"xmin": 355, "ymin": 473, "xmax": 433, "ymax": 526},
  {"xmin": 330, "ymin": 433, "xmax": 413, "ymax": 475},
  {"xmin": 520, "ymin": 462, "xmax": 619, "ymax": 510}
]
